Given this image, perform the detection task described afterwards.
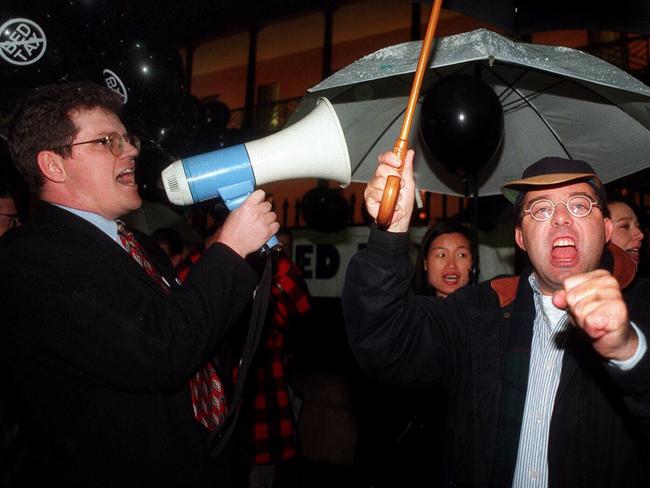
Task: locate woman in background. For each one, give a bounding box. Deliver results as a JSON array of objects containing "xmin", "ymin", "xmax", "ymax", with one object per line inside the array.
[
  {"xmin": 608, "ymin": 199, "xmax": 645, "ymax": 265},
  {"xmin": 413, "ymin": 221, "xmax": 473, "ymax": 297},
  {"xmin": 360, "ymin": 221, "xmax": 474, "ymax": 487}
]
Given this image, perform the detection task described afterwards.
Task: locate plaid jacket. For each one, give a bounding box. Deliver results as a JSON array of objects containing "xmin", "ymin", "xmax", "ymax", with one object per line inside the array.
[{"xmin": 248, "ymin": 254, "xmax": 310, "ymax": 464}]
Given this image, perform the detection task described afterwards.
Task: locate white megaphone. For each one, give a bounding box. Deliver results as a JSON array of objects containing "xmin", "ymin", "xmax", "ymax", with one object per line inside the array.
[{"xmin": 161, "ymin": 97, "xmax": 351, "ymax": 247}]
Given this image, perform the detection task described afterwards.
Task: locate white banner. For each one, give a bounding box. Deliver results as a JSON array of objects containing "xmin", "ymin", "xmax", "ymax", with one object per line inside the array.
[{"xmin": 292, "ymin": 225, "xmax": 516, "ymax": 297}]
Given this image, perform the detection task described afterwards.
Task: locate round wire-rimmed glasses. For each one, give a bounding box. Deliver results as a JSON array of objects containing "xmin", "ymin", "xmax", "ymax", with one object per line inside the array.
[{"xmin": 522, "ymin": 195, "xmax": 599, "ymax": 222}]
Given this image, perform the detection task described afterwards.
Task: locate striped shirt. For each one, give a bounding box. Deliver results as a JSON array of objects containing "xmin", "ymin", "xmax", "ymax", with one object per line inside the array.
[
  {"xmin": 512, "ymin": 273, "xmax": 647, "ymax": 488},
  {"xmin": 512, "ymin": 274, "xmax": 568, "ymax": 487}
]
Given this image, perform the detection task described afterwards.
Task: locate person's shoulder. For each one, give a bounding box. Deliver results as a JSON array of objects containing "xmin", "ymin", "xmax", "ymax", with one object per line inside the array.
[
  {"xmin": 487, "ymin": 274, "xmax": 520, "ymax": 308},
  {"xmin": 0, "ymin": 205, "xmax": 115, "ymax": 265},
  {"xmin": 0, "ymin": 219, "xmax": 59, "ymax": 249},
  {"xmin": 448, "ymin": 274, "xmax": 519, "ymax": 310}
]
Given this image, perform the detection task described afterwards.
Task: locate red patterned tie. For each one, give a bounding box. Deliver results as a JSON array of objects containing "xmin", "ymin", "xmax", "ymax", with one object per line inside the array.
[
  {"xmin": 117, "ymin": 222, "xmax": 170, "ymax": 292},
  {"xmin": 116, "ymin": 221, "xmax": 227, "ymax": 431}
]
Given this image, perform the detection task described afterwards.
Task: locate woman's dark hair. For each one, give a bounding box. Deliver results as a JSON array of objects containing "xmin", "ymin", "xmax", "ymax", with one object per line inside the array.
[
  {"xmin": 607, "ymin": 195, "xmax": 645, "ymax": 226},
  {"xmin": 0, "ymin": 181, "xmax": 17, "ymax": 201},
  {"xmin": 413, "ymin": 221, "xmax": 472, "ymax": 296},
  {"xmin": 607, "ymin": 195, "xmax": 647, "ymax": 254}
]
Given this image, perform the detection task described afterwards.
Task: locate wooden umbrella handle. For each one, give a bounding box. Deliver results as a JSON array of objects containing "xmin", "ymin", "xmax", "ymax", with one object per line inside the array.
[
  {"xmin": 375, "ymin": 0, "xmax": 444, "ymax": 228},
  {"xmin": 376, "ymin": 138, "xmax": 409, "ymax": 226}
]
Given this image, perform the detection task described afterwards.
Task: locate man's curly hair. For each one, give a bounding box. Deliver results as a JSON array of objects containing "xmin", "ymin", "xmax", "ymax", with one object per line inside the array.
[{"xmin": 7, "ymin": 81, "xmax": 123, "ymax": 192}]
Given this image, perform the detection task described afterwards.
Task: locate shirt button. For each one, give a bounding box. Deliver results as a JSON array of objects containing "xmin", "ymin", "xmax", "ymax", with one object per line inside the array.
[
  {"xmin": 529, "ymin": 469, "xmax": 539, "ymax": 480},
  {"xmin": 536, "ymin": 412, "xmax": 543, "ymax": 424},
  {"xmin": 546, "ymin": 360, "xmax": 554, "ymax": 370}
]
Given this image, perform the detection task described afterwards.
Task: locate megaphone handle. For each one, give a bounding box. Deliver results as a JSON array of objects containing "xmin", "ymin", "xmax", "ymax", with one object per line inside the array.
[
  {"xmin": 265, "ymin": 235, "xmax": 279, "ymax": 249},
  {"xmin": 376, "ymin": 139, "xmax": 409, "ymax": 228},
  {"xmin": 224, "ymin": 194, "xmax": 280, "ymax": 250}
]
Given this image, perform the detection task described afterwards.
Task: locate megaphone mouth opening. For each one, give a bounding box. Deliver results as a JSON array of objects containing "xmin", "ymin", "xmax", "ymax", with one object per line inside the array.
[{"xmin": 246, "ymin": 97, "xmax": 351, "ymax": 187}]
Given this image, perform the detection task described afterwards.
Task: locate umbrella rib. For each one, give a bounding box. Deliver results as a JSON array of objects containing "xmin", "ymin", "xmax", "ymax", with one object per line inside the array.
[
  {"xmin": 491, "ymin": 68, "xmax": 566, "ymax": 111},
  {"xmin": 494, "ymin": 69, "xmax": 529, "ymax": 102},
  {"xmin": 485, "ymin": 65, "xmax": 572, "ymax": 159},
  {"xmin": 353, "ymin": 105, "xmax": 414, "ymax": 174},
  {"xmin": 500, "ymin": 80, "xmax": 566, "ymax": 112},
  {"xmin": 354, "ymin": 68, "xmax": 451, "ymax": 172}
]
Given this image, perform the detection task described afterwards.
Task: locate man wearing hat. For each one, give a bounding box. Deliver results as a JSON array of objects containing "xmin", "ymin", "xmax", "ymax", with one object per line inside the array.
[{"xmin": 342, "ymin": 151, "xmax": 650, "ymax": 487}]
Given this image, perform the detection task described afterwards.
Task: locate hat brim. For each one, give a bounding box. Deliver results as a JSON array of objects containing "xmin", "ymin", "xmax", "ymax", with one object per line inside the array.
[{"xmin": 501, "ymin": 173, "xmax": 602, "ymax": 203}]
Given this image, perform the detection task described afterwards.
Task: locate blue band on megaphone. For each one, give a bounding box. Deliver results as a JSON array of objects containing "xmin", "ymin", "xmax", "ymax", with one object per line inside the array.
[{"xmin": 182, "ymin": 144, "xmax": 255, "ymax": 203}]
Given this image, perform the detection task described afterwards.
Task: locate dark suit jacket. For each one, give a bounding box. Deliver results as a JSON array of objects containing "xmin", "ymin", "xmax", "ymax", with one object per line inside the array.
[{"xmin": 0, "ymin": 202, "xmax": 258, "ymax": 487}]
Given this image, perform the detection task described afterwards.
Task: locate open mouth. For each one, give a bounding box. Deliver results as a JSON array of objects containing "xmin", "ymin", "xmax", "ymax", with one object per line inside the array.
[
  {"xmin": 551, "ymin": 237, "xmax": 578, "ymax": 261},
  {"xmin": 116, "ymin": 167, "xmax": 136, "ymax": 185},
  {"xmin": 442, "ymin": 273, "xmax": 460, "ymax": 284},
  {"xmin": 626, "ymin": 247, "xmax": 640, "ymax": 263}
]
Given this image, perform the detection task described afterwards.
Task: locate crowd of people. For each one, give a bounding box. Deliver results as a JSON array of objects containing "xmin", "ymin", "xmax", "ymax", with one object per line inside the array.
[{"xmin": 0, "ymin": 80, "xmax": 649, "ymax": 488}]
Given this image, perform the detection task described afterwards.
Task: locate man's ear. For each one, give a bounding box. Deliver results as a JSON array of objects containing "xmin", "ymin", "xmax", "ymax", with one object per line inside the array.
[
  {"xmin": 37, "ymin": 150, "xmax": 67, "ymax": 183},
  {"xmin": 604, "ymin": 217, "xmax": 614, "ymax": 243},
  {"xmin": 514, "ymin": 225, "xmax": 527, "ymax": 252}
]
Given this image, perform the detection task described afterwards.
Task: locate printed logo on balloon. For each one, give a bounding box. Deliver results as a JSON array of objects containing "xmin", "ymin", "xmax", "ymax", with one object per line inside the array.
[
  {"xmin": 103, "ymin": 68, "xmax": 128, "ymax": 104},
  {"xmin": 0, "ymin": 17, "xmax": 47, "ymax": 66}
]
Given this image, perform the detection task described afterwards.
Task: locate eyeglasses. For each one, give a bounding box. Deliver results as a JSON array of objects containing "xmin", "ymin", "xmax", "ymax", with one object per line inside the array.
[
  {"xmin": 0, "ymin": 213, "xmax": 19, "ymax": 229},
  {"xmin": 58, "ymin": 132, "xmax": 141, "ymax": 157},
  {"xmin": 522, "ymin": 195, "xmax": 600, "ymax": 222}
]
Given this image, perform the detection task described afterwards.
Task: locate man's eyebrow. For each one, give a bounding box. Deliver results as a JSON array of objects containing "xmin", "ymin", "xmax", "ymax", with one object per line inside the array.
[
  {"xmin": 431, "ymin": 244, "xmax": 470, "ymax": 251},
  {"xmin": 568, "ymin": 191, "xmax": 598, "ymax": 200},
  {"xmin": 525, "ymin": 191, "xmax": 597, "ymax": 206},
  {"xmin": 526, "ymin": 195, "xmax": 550, "ymax": 206}
]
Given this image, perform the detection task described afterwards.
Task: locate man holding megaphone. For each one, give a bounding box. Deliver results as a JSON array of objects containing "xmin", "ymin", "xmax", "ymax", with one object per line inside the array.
[
  {"xmin": 1, "ymin": 81, "xmax": 279, "ymax": 487},
  {"xmin": 161, "ymin": 96, "xmax": 351, "ymax": 248}
]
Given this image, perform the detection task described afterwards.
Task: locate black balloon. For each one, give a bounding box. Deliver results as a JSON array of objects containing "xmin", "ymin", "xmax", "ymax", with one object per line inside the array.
[
  {"xmin": 0, "ymin": 2, "xmax": 80, "ymax": 94},
  {"xmin": 301, "ymin": 187, "xmax": 350, "ymax": 233},
  {"xmin": 164, "ymin": 95, "xmax": 204, "ymax": 152},
  {"xmin": 419, "ymin": 73, "xmax": 504, "ymax": 178},
  {"xmin": 203, "ymin": 100, "xmax": 231, "ymax": 133},
  {"xmin": 133, "ymin": 138, "xmax": 178, "ymax": 202},
  {"xmin": 57, "ymin": 0, "xmax": 127, "ymax": 43},
  {"xmin": 91, "ymin": 37, "xmax": 187, "ymax": 128},
  {"xmin": 133, "ymin": 94, "xmax": 203, "ymax": 152},
  {"xmin": 195, "ymin": 99, "xmax": 231, "ymax": 148}
]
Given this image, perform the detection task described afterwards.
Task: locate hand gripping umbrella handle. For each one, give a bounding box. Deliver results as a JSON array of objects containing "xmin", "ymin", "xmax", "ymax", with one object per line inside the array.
[
  {"xmin": 376, "ymin": 138, "xmax": 409, "ymax": 227},
  {"xmin": 374, "ymin": 0, "xmax": 443, "ymax": 229}
]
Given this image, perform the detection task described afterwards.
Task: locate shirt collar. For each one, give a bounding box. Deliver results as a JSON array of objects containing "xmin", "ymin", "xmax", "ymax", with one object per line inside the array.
[
  {"xmin": 52, "ymin": 204, "xmax": 121, "ymax": 245},
  {"xmin": 528, "ymin": 272, "xmax": 568, "ymax": 334}
]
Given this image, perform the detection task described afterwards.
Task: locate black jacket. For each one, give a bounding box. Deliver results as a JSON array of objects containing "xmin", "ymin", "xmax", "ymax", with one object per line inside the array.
[
  {"xmin": 0, "ymin": 202, "xmax": 258, "ymax": 487},
  {"xmin": 342, "ymin": 229, "xmax": 650, "ymax": 488}
]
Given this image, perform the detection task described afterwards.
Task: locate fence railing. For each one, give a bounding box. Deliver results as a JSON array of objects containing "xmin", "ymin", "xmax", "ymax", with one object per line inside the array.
[
  {"xmin": 229, "ymin": 98, "xmax": 301, "ymax": 133},
  {"xmin": 273, "ymin": 190, "xmax": 471, "ymax": 229}
]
